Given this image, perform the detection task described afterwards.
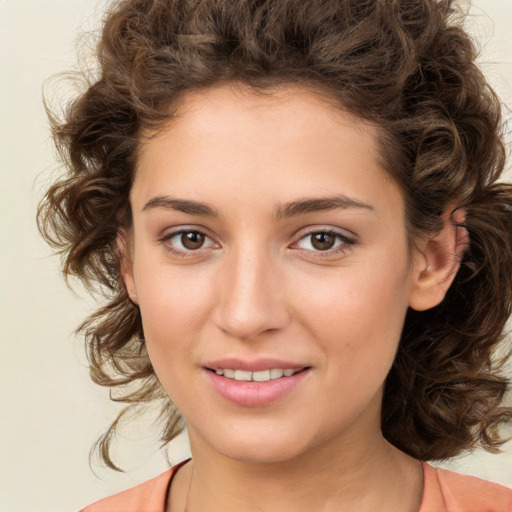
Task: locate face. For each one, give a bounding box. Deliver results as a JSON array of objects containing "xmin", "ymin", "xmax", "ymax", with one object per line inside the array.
[{"xmin": 122, "ymin": 83, "xmax": 425, "ymax": 464}]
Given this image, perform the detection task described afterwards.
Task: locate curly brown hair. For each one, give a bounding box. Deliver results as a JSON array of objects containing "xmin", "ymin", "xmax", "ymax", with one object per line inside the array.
[{"xmin": 38, "ymin": 0, "xmax": 512, "ymax": 470}]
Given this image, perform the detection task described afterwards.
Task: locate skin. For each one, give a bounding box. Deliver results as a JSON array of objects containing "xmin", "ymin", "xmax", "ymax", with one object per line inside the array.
[{"xmin": 120, "ymin": 83, "xmax": 464, "ymax": 512}]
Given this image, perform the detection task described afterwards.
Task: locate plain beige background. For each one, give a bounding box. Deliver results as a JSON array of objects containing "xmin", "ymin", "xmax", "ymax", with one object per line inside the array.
[{"xmin": 0, "ymin": 0, "xmax": 511, "ymax": 510}]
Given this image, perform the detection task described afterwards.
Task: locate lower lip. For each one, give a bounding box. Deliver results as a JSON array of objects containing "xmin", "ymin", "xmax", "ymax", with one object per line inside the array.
[{"xmin": 205, "ymin": 369, "xmax": 311, "ymax": 407}]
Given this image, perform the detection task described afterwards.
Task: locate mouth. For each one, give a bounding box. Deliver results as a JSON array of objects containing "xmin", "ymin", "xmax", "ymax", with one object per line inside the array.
[
  {"xmin": 206, "ymin": 367, "xmax": 306, "ymax": 382},
  {"xmin": 203, "ymin": 361, "xmax": 312, "ymax": 407}
]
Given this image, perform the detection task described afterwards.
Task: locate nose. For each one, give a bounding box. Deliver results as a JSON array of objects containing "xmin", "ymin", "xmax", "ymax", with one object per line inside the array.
[{"xmin": 213, "ymin": 246, "xmax": 290, "ymax": 341}]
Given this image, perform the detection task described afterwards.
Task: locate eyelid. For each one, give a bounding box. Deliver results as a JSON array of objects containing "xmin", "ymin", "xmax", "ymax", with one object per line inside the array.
[
  {"xmin": 158, "ymin": 226, "xmax": 219, "ymax": 255},
  {"xmin": 290, "ymin": 227, "xmax": 357, "ymax": 255},
  {"xmin": 158, "ymin": 225, "xmax": 357, "ymax": 258}
]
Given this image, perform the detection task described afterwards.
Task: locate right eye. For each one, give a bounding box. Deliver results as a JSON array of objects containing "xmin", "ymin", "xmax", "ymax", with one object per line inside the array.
[{"xmin": 160, "ymin": 229, "xmax": 217, "ymax": 255}]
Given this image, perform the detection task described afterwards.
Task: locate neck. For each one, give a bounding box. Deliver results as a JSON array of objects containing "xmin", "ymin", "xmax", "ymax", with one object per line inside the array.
[{"xmin": 177, "ymin": 428, "xmax": 423, "ymax": 512}]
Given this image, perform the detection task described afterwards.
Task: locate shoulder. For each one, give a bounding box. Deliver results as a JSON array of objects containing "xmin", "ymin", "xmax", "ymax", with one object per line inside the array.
[
  {"xmin": 420, "ymin": 461, "xmax": 512, "ymax": 512},
  {"xmin": 80, "ymin": 459, "xmax": 190, "ymax": 512}
]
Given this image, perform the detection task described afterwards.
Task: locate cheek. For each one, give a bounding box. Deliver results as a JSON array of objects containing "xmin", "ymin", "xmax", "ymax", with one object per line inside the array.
[
  {"xmin": 293, "ymin": 258, "xmax": 411, "ymax": 369},
  {"xmin": 133, "ymin": 260, "xmax": 214, "ymax": 368},
  {"xmin": 298, "ymin": 262, "xmax": 410, "ymax": 323},
  {"xmin": 135, "ymin": 275, "xmax": 207, "ymax": 407}
]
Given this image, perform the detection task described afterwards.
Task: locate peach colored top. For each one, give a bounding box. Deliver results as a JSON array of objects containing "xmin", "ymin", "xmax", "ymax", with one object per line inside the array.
[{"xmin": 81, "ymin": 459, "xmax": 512, "ymax": 512}]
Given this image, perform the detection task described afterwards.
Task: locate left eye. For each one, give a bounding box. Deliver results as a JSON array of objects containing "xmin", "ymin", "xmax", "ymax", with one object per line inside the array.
[{"xmin": 295, "ymin": 231, "xmax": 350, "ymax": 252}]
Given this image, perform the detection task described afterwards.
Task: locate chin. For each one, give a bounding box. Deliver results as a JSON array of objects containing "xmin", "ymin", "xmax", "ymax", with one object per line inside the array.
[
  {"xmin": 201, "ymin": 425, "xmax": 319, "ymax": 465},
  {"xmin": 219, "ymin": 443, "xmax": 307, "ymax": 465}
]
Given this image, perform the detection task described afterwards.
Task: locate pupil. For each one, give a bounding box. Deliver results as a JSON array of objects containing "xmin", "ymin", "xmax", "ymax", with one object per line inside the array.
[
  {"xmin": 312, "ymin": 232, "xmax": 335, "ymax": 250},
  {"xmin": 181, "ymin": 231, "xmax": 205, "ymax": 250}
]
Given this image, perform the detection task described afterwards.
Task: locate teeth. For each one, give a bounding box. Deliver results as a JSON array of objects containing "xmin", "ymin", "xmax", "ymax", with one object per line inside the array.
[
  {"xmin": 213, "ymin": 368, "xmax": 301, "ymax": 382},
  {"xmin": 234, "ymin": 370, "xmax": 252, "ymax": 381},
  {"xmin": 270, "ymin": 369, "xmax": 284, "ymax": 379},
  {"xmin": 252, "ymin": 370, "xmax": 270, "ymax": 382}
]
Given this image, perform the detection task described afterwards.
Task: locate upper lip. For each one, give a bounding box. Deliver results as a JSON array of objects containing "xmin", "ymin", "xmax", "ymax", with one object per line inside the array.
[{"xmin": 204, "ymin": 358, "xmax": 308, "ymax": 372}]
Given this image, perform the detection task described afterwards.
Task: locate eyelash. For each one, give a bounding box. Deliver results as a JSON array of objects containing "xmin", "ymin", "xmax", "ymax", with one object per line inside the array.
[
  {"xmin": 159, "ymin": 229, "xmax": 217, "ymax": 257},
  {"xmin": 159, "ymin": 228, "xmax": 356, "ymax": 258},
  {"xmin": 291, "ymin": 229, "xmax": 356, "ymax": 257}
]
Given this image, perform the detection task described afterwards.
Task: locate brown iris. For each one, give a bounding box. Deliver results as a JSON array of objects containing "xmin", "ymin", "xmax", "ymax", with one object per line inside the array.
[
  {"xmin": 181, "ymin": 231, "xmax": 205, "ymax": 250},
  {"xmin": 311, "ymin": 232, "xmax": 337, "ymax": 251}
]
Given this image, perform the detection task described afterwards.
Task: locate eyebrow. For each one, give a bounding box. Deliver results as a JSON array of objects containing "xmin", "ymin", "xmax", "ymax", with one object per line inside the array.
[
  {"xmin": 142, "ymin": 194, "xmax": 374, "ymax": 218},
  {"xmin": 142, "ymin": 196, "xmax": 219, "ymax": 217},
  {"xmin": 274, "ymin": 195, "xmax": 375, "ymax": 219}
]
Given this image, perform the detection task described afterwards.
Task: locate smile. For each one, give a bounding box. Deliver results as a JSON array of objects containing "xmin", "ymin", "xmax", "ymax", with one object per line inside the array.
[
  {"xmin": 211, "ymin": 368, "xmax": 301, "ymax": 381},
  {"xmin": 205, "ymin": 365, "xmax": 311, "ymax": 407}
]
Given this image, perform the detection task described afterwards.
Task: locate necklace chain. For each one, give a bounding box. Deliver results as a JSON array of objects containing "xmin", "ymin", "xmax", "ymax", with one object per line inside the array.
[{"xmin": 183, "ymin": 461, "xmax": 194, "ymax": 512}]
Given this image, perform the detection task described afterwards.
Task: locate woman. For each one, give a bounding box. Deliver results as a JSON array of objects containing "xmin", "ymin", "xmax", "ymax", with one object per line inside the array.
[{"xmin": 38, "ymin": 0, "xmax": 512, "ymax": 510}]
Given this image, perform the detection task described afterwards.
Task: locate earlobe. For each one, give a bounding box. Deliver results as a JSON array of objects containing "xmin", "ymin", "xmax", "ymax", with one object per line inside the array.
[
  {"xmin": 409, "ymin": 207, "xmax": 469, "ymax": 312},
  {"xmin": 116, "ymin": 231, "xmax": 138, "ymax": 305}
]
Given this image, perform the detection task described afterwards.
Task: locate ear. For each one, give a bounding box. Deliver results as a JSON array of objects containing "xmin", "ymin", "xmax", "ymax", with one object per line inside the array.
[
  {"xmin": 117, "ymin": 230, "xmax": 138, "ymax": 305},
  {"xmin": 408, "ymin": 207, "xmax": 469, "ymax": 311}
]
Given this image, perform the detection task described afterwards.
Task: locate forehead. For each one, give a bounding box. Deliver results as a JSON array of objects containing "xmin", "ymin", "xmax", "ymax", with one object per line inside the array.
[
  {"xmin": 133, "ymin": 83, "xmax": 401, "ymax": 216},
  {"xmin": 138, "ymin": 82, "xmax": 382, "ymax": 160}
]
